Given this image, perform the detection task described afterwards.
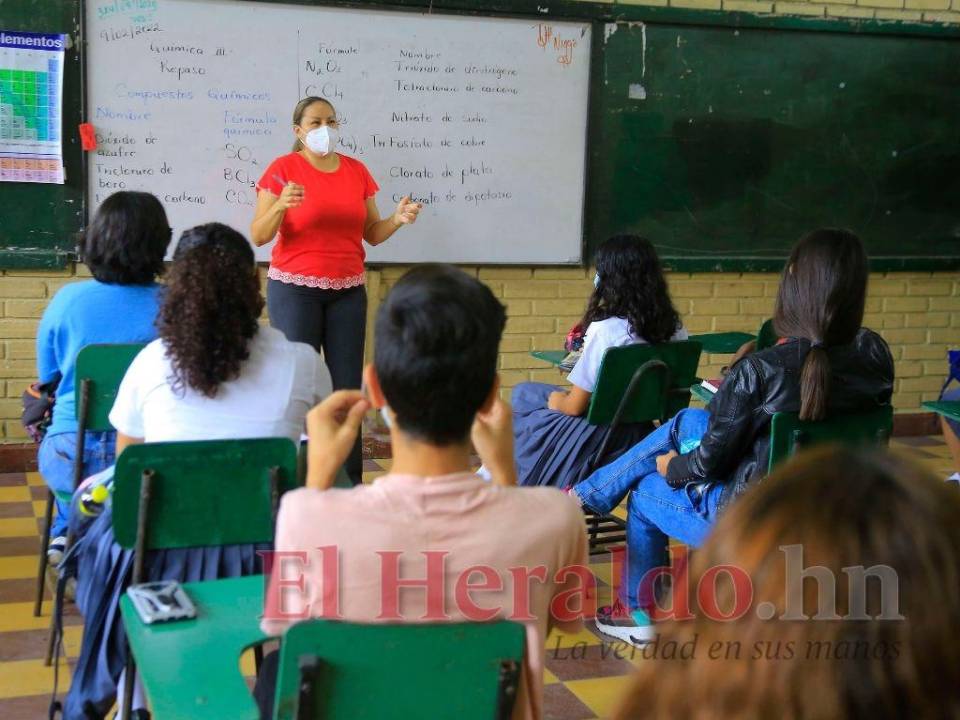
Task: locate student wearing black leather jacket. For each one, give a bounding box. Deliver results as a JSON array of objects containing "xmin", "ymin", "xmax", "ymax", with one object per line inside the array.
[{"xmin": 571, "ymin": 228, "xmax": 894, "ymax": 646}]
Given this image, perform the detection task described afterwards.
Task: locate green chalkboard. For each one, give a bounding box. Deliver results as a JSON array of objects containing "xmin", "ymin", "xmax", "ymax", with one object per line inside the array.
[
  {"xmin": 0, "ymin": 0, "xmax": 83, "ymax": 268},
  {"xmin": 587, "ymin": 16, "xmax": 960, "ymax": 271}
]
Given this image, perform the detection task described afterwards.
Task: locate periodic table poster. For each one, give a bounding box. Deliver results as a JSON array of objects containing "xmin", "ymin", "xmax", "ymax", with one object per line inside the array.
[{"xmin": 0, "ymin": 30, "xmax": 65, "ymax": 184}]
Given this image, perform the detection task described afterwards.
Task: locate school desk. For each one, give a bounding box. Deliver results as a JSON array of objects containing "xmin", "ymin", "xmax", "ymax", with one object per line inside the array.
[
  {"xmin": 120, "ymin": 575, "xmax": 269, "ymax": 720},
  {"xmin": 689, "ymin": 332, "xmax": 755, "ymax": 354},
  {"xmin": 530, "ymin": 332, "xmax": 751, "ymax": 367},
  {"xmin": 923, "ymin": 401, "xmax": 960, "ymax": 425}
]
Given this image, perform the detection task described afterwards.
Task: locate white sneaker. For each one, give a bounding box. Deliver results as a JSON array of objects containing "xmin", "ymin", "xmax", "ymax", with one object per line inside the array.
[
  {"xmin": 947, "ymin": 473, "xmax": 960, "ymax": 485},
  {"xmin": 46, "ymin": 535, "xmax": 67, "ymax": 565},
  {"xmin": 594, "ymin": 600, "xmax": 657, "ymax": 647}
]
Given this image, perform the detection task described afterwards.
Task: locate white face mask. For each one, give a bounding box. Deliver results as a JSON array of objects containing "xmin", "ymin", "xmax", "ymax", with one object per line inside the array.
[
  {"xmin": 301, "ymin": 126, "xmax": 339, "ymax": 156},
  {"xmin": 593, "ymin": 272, "xmax": 600, "ymax": 289}
]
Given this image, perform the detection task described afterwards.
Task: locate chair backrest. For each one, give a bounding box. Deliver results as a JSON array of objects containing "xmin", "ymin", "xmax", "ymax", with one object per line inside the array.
[
  {"xmin": 75, "ymin": 343, "xmax": 147, "ymax": 431},
  {"xmin": 112, "ymin": 437, "xmax": 298, "ymax": 550},
  {"xmin": 755, "ymin": 318, "xmax": 779, "ymax": 351},
  {"xmin": 767, "ymin": 405, "xmax": 894, "ymax": 472},
  {"xmin": 273, "ymin": 620, "xmax": 526, "ymax": 720},
  {"xmin": 585, "ymin": 340, "xmax": 703, "ymax": 425}
]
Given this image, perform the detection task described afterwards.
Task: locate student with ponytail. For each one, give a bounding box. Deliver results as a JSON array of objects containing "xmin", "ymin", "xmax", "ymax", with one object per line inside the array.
[{"xmin": 570, "ymin": 228, "xmax": 894, "ymax": 646}]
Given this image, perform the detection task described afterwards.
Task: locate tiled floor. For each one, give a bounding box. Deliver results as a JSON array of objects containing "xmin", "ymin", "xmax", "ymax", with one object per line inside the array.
[{"xmin": 0, "ymin": 437, "xmax": 954, "ymax": 719}]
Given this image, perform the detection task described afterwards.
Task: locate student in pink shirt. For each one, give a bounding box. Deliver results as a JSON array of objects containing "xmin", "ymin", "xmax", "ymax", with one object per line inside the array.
[{"xmin": 257, "ymin": 264, "xmax": 590, "ymax": 720}]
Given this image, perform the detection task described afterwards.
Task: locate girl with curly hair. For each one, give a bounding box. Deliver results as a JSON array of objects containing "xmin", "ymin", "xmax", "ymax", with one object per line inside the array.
[
  {"xmin": 65, "ymin": 223, "xmax": 331, "ymax": 718},
  {"xmin": 510, "ymin": 235, "xmax": 688, "ymax": 488},
  {"xmin": 107, "ymin": 222, "xmax": 331, "ymax": 448}
]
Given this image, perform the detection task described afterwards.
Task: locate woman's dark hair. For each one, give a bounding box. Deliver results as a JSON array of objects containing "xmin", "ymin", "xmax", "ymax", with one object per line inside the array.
[
  {"xmin": 81, "ymin": 191, "xmax": 170, "ymax": 285},
  {"xmin": 773, "ymin": 228, "xmax": 868, "ymax": 421},
  {"xmin": 580, "ymin": 235, "xmax": 681, "ymax": 344},
  {"xmin": 158, "ymin": 223, "xmax": 264, "ymax": 398},
  {"xmin": 375, "ymin": 264, "xmax": 506, "ymax": 445},
  {"xmin": 615, "ymin": 446, "xmax": 960, "ymax": 720},
  {"xmin": 291, "ymin": 96, "xmax": 336, "ymax": 152}
]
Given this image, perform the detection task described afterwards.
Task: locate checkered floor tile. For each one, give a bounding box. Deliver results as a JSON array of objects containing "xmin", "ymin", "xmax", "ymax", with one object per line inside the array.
[{"xmin": 0, "ymin": 437, "xmax": 954, "ymax": 719}]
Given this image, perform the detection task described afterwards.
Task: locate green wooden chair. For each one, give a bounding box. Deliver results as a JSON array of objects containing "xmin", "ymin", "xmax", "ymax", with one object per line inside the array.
[
  {"xmin": 755, "ymin": 318, "xmax": 780, "ymax": 351},
  {"xmin": 583, "ymin": 340, "xmax": 703, "ymax": 554},
  {"xmin": 767, "ymin": 405, "xmax": 894, "ymax": 472},
  {"xmin": 35, "ymin": 343, "xmax": 146, "ymax": 618},
  {"xmin": 273, "ymin": 620, "xmax": 526, "ymax": 720},
  {"xmin": 113, "ymin": 437, "xmax": 299, "ymax": 719}
]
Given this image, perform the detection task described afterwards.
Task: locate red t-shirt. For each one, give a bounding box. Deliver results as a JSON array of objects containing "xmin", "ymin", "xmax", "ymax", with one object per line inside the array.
[{"xmin": 257, "ymin": 152, "xmax": 379, "ymax": 290}]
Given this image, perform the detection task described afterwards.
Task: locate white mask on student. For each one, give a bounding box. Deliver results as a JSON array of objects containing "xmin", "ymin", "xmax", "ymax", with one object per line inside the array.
[
  {"xmin": 302, "ymin": 126, "xmax": 338, "ymax": 156},
  {"xmin": 593, "ymin": 272, "xmax": 600, "ymax": 288}
]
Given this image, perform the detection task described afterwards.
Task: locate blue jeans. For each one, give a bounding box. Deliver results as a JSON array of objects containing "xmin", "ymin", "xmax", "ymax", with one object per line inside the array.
[
  {"xmin": 573, "ymin": 408, "xmax": 723, "ymax": 610},
  {"xmin": 37, "ymin": 430, "xmax": 116, "ymax": 537}
]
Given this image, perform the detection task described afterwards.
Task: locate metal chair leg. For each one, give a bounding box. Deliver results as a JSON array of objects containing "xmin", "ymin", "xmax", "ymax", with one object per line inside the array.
[
  {"xmin": 122, "ymin": 469, "xmax": 154, "ymax": 719},
  {"xmin": 34, "ymin": 491, "xmax": 55, "ymax": 616},
  {"xmin": 254, "ymin": 644, "xmax": 264, "ymax": 676},
  {"xmin": 44, "ymin": 604, "xmax": 57, "ymax": 666}
]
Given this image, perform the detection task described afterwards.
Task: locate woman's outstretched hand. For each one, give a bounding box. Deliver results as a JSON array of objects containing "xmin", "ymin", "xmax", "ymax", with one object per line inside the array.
[{"xmin": 392, "ymin": 196, "xmax": 422, "ymax": 227}]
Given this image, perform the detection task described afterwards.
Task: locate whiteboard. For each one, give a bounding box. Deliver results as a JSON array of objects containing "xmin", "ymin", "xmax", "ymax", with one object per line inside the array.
[{"xmin": 85, "ymin": 0, "xmax": 591, "ymax": 264}]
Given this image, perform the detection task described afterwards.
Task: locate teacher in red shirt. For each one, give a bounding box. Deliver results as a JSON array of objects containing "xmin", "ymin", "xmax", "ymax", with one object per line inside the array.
[{"xmin": 251, "ymin": 96, "xmax": 421, "ymax": 484}]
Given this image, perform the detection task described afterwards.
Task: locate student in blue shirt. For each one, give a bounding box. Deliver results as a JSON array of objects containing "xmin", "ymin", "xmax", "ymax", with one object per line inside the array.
[{"xmin": 36, "ymin": 191, "xmax": 170, "ymax": 561}]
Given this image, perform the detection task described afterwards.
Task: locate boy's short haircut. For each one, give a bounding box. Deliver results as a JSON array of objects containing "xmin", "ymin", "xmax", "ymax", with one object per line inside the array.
[{"xmin": 374, "ymin": 264, "xmax": 506, "ymax": 445}]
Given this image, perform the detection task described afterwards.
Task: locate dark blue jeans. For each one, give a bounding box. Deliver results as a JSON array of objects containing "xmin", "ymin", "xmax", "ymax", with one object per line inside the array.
[
  {"xmin": 573, "ymin": 408, "xmax": 723, "ymax": 610},
  {"xmin": 37, "ymin": 430, "xmax": 116, "ymax": 537}
]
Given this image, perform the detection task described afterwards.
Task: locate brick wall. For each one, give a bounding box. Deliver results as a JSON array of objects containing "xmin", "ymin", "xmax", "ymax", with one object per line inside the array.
[
  {"xmin": 6, "ymin": 264, "xmax": 952, "ymax": 443},
  {"xmin": 373, "ymin": 267, "xmax": 959, "ymax": 409},
  {"xmin": 6, "ymin": 265, "xmax": 954, "ymax": 443}
]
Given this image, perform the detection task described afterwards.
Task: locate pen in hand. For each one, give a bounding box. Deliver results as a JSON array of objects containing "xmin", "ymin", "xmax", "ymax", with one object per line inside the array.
[{"xmin": 273, "ymin": 175, "xmax": 304, "ymax": 207}]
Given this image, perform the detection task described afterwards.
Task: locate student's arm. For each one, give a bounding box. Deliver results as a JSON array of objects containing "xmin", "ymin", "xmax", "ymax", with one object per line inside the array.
[
  {"xmin": 363, "ymin": 196, "xmax": 421, "ymax": 246},
  {"xmin": 471, "ymin": 398, "xmax": 517, "ymax": 486},
  {"xmin": 36, "ymin": 298, "xmax": 61, "ymax": 385},
  {"xmin": 558, "ymin": 321, "xmax": 610, "ymax": 417},
  {"xmin": 547, "ymin": 386, "xmax": 592, "ymax": 417},
  {"xmin": 115, "ymin": 432, "xmax": 144, "ymax": 457},
  {"xmin": 665, "ymin": 358, "xmax": 763, "ymax": 486},
  {"xmin": 250, "ymin": 185, "xmax": 303, "ymax": 247},
  {"xmin": 729, "ymin": 339, "xmax": 756, "ymax": 367},
  {"xmin": 305, "ymin": 391, "xmax": 370, "ymax": 490}
]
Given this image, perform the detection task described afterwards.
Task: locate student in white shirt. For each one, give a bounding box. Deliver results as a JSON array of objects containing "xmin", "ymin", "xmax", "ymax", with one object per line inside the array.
[
  {"xmin": 66, "ymin": 223, "xmax": 331, "ymax": 719},
  {"xmin": 512, "ymin": 235, "xmax": 687, "ymax": 488}
]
